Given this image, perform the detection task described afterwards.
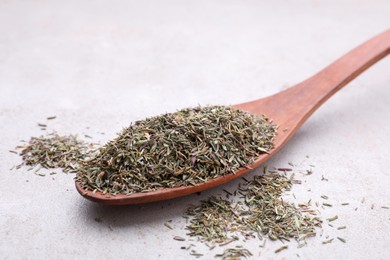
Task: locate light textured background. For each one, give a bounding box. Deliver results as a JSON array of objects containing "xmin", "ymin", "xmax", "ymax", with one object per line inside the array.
[{"xmin": 1, "ymin": 0, "xmax": 389, "ymax": 259}]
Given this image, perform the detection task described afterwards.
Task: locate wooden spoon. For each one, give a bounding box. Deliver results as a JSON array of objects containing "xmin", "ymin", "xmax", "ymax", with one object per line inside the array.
[{"xmin": 76, "ymin": 29, "xmax": 390, "ymax": 205}]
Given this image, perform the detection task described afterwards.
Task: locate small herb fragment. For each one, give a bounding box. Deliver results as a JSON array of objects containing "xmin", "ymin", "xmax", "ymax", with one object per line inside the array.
[
  {"xmin": 322, "ymin": 238, "xmax": 334, "ymax": 244},
  {"xmin": 327, "ymin": 216, "xmax": 338, "ymax": 222},
  {"xmin": 274, "ymin": 245, "xmax": 288, "ymax": 253},
  {"xmin": 173, "ymin": 236, "xmax": 186, "ymax": 241},
  {"xmin": 215, "ymin": 247, "xmax": 252, "ymax": 259},
  {"xmin": 337, "ymin": 237, "xmax": 346, "ymax": 243}
]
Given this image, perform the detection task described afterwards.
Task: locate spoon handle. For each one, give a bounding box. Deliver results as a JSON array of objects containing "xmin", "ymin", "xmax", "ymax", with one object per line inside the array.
[
  {"xmin": 272, "ymin": 29, "xmax": 390, "ymax": 126},
  {"xmin": 238, "ymin": 29, "xmax": 390, "ymax": 131}
]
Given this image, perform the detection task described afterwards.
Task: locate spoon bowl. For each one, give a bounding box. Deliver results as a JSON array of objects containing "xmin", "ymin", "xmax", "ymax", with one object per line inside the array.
[{"xmin": 76, "ymin": 29, "xmax": 390, "ymax": 205}]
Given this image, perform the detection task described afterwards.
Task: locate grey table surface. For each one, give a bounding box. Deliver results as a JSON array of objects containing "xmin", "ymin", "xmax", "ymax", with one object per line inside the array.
[{"xmin": 1, "ymin": 0, "xmax": 390, "ymax": 259}]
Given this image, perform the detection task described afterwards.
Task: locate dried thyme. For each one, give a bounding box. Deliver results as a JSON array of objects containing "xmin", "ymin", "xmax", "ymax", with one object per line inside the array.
[
  {"xmin": 240, "ymin": 172, "xmax": 321, "ymax": 241},
  {"xmin": 17, "ymin": 133, "xmax": 90, "ymax": 173},
  {"xmin": 327, "ymin": 216, "xmax": 338, "ymax": 222},
  {"xmin": 173, "ymin": 236, "xmax": 186, "ymax": 241},
  {"xmin": 274, "ymin": 245, "xmax": 288, "ymax": 253},
  {"xmin": 76, "ymin": 106, "xmax": 277, "ymax": 195},
  {"xmin": 337, "ymin": 237, "xmax": 346, "ymax": 243},
  {"xmin": 185, "ymin": 196, "xmax": 246, "ymax": 243},
  {"xmin": 183, "ymin": 168, "xmax": 322, "ymax": 253},
  {"xmin": 215, "ymin": 247, "xmax": 253, "ymax": 259},
  {"xmin": 322, "ymin": 238, "xmax": 334, "ymax": 244}
]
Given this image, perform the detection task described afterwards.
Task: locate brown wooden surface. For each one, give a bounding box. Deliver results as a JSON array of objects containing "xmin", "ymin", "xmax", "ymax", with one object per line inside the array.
[{"xmin": 75, "ymin": 29, "xmax": 390, "ymax": 205}]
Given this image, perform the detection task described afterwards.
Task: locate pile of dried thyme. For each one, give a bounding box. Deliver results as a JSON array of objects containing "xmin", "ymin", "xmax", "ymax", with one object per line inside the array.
[
  {"xmin": 76, "ymin": 105, "xmax": 277, "ymax": 195},
  {"xmin": 240, "ymin": 172, "xmax": 321, "ymax": 241},
  {"xmin": 16, "ymin": 133, "xmax": 91, "ymax": 173},
  {"xmin": 180, "ymin": 168, "xmax": 322, "ymax": 258}
]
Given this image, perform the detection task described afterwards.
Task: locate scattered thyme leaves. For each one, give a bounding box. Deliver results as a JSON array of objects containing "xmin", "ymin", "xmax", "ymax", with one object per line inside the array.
[{"xmin": 17, "ymin": 133, "xmax": 91, "ymax": 173}]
